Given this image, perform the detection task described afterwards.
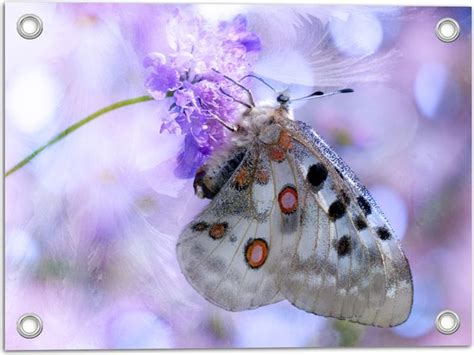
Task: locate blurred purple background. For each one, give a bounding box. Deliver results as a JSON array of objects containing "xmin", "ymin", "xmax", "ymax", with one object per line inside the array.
[{"xmin": 4, "ymin": 3, "xmax": 471, "ymax": 350}]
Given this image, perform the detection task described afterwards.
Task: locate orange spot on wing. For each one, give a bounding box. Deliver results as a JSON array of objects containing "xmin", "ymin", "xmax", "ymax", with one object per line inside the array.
[
  {"xmin": 278, "ymin": 131, "xmax": 293, "ymax": 151},
  {"xmin": 255, "ymin": 170, "xmax": 270, "ymax": 185},
  {"xmin": 209, "ymin": 222, "xmax": 228, "ymax": 239},
  {"xmin": 278, "ymin": 186, "xmax": 298, "ymax": 214},
  {"xmin": 269, "ymin": 146, "xmax": 286, "ymax": 162},
  {"xmin": 233, "ymin": 168, "xmax": 250, "ymax": 190},
  {"xmin": 245, "ymin": 239, "xmax": 269, "ymax": 269}
]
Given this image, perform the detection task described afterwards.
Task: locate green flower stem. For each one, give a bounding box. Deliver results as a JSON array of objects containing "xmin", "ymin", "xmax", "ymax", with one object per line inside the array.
[{"xmin": 5, "ymin": 95, "xmax": 154, "ymax": 178}]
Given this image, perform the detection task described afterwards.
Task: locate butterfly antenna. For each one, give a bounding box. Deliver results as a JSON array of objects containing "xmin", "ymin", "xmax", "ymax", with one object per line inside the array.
[
  {"xmin": 212, "ymin": 69, "xmax": 255, "ymax": 107},
  {"xmin": 219, "ymin": 88, "xmax": 253, "ymax": 110},
  {"xmin": 290, "ymin": 88, "xmax": 354, "ymax": 103},
  {"xmin": 209, "ymin": 112, "xmax": 238, "ymax": 132},
  {"xmin": 239, "ymin": 74, "xmax": 276, "ymax": 93}
]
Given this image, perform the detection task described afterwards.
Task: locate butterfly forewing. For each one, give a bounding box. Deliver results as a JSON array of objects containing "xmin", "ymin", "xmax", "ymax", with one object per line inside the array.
[{"xmin": 279, "ymin": 120, "xmax": 413, "ymax": 326}]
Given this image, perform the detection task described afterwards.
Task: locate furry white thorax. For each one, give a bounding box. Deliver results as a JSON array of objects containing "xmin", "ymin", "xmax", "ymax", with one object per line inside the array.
[
  {"xmin": 201, "ymin": 104, "xmax": 293, "ymax": 176},
  {"xmin": 232, "ymin": 104, "xmax": 294, "ymax": 148}
]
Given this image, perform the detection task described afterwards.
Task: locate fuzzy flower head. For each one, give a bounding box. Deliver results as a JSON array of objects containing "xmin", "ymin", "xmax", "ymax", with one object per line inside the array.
[{"xmin": 144, "ymin": 11, "xmax": 261, "ymax": 178}]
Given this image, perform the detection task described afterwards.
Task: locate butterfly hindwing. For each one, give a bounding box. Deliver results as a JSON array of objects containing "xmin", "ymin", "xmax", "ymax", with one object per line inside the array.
[
  {"xmin": 177, "ymin": 145, "xmax": 286, "ymax": 311},
  {"xmin": 279, "ymin": 120, "xmax": 413, "ymax": 327}
]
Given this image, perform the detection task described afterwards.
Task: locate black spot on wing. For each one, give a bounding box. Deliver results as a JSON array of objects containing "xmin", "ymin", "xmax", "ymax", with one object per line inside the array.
[
  {"xmin": 376, "ymin": 226, "xmax": 391, "ymax": 240},
  {"xmin": 191, "ymin": 222, "xmax": 210, "ymax": 232},
  {"xmin": 336, "ymin": 235, "xmax": 352, "ymax": 257},
  {"xmin": 354, "ymin": 215, "xmax": 368, "ymax": 230},
  {"xmin": 328, "ymin": 200, "xmax": 346, "ymax": 220},
  {"xmin": 357, "ymin": 196, "xmax": 372, "ymax": 216},
  {"xmin": 307, "ymin": 163, "xmax": 328, "ymax": 187}
]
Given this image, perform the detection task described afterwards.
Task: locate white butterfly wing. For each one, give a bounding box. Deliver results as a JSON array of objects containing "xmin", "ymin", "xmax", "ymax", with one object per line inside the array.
[
  {"xmin": 279, "ymin": 120, "xmax": 413, "ymax": 327},
  {"xmin": 177, "ymin": 145, "xmax": 295, "ymax": 311}
]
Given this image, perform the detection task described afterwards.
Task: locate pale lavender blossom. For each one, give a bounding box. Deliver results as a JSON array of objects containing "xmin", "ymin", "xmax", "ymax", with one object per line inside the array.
[
  {"xmin": 144, "ymin": 11, "xmax": 261, "ymax": 178},
  {"xmin": 144, "ymin": 54, "xmax": 181, "ymax": 100}
]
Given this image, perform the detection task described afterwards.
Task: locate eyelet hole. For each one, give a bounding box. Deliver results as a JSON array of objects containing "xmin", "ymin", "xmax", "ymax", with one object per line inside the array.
[
  {"xmin": 17, "ymin": 14, "xmax": 43, "ymax": 40},
  {"xmin": 436, "ymin": 18, "xmax": 460, "ymax": 43},
  {"xmin": 17, "ymin": 314, "xmax": 43, "ymax": 339},
  {"xmin": 435, "ymin": 310, "xmax": 460, "ymax": 335}
]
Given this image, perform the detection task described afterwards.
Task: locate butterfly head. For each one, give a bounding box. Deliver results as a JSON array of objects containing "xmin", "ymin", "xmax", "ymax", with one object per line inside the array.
[
  {"xmin": 276, "ymin": 92, "xmax": 291, "ymax": 106},
  {"xmin": 215, "ymin": 69, "xmax": 354, "ymax": 106},
  {"xmin": 211, "ymin": 70, "xmax": 354, "ymax": 135}
]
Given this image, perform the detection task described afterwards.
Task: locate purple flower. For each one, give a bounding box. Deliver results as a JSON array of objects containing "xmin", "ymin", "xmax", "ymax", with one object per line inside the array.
[
  {"xmin": 144, "ymin": 54, "xmax": 181, "ymax": 100},
  {"xmin": 144, "ymin": 11, "xmax": 261, "ymax": 178},
  {"xmin": 226, "ymin": 15, "xmax": 262, "ymax": 52},
  {"xmin": 175, "ymin": 133, "xmax": 209, "ymax": 179}
]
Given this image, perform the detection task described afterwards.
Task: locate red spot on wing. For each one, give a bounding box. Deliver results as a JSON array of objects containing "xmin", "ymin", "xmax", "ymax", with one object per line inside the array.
[
  {"xmin": 233, "ymin": 168, "xmax": 250, "ymax": 190},
  {"xmin": 245, "ymin": 239, "xmax": 269, "ymax": 269},
  {"xmin": 255, "ymin": 170, "xmax": 270, "ymax": 185},
  {"xmin": 269, "ymin": 146, "xmax": 286, "ymax": 162},
  {"xmin": 278, "ymin": 186, "xmax": 298, "ymax": 214},
  {"xmin": 278, "ymin": 131, "xmax": 293, "ymax": 150},
  {"xmin": 209, "ymin": 222, "xmax": 228, "ymax": 239}
]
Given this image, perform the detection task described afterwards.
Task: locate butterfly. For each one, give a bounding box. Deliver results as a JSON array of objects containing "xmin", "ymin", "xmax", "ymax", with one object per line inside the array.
[{"xmin": 176, "ymin": 76, "xmax": 413, "ymax": 327}]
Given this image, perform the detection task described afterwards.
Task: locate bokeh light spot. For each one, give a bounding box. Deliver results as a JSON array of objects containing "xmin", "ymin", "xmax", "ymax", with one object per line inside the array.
[
  {"xmin": 329, "ymin": 12, "xmax": 383, "ymax": 57},
  {"xmin": 8, "ymin": 67, "xmax": 62, "ymax": 134},
  {"xmin": 414, "ymin": 62, "xmax": 448, "ymax": 119},
  {"xmin": 107, "ymin": 309, "xmax": 172, "ymax": 349}
]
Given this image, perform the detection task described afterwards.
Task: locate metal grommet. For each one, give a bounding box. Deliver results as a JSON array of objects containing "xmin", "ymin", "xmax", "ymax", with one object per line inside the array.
[
  {"xmin": 436, "ymin": 17, "xmax": 460, "ymax": 43},
  {"xmin": 17, "ymin": 313, "xmax": 43, "ymax": 339},
  {"xmin": 435, "ymin": 310, "xmax": 460, "ymax": 335},
  {"xmin": 17, "ymin": 14, "xmax": 43, "ymax": 40}
]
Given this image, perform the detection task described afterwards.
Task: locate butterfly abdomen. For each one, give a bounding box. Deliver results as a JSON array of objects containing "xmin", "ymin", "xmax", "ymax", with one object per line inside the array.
[{"xmin": 193, "ymin": 148, "xmax": 247, "ymax": 199}]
